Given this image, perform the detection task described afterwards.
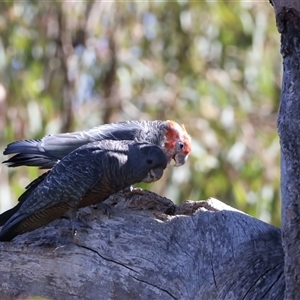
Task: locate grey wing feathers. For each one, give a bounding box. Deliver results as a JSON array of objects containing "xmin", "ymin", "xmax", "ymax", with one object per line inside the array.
[
  {"xmin": 2, "ymin": 121, "xmax": 157, "ymax": 168},
  {"xmin": 0, "ymin": 172, "xmax": 50, "ymax": 226},
  {"xmin": 1, "ymin": 145, "xmax": 108, "ymax": 234}
]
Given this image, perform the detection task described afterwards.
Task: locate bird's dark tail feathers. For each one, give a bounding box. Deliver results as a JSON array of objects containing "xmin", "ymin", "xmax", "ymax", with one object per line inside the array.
[
  {"xmin": 0, "ymin": 204, "xmax": 21, "ymax": 227},
  {"xmin": 3, "ymin": 139, "xmax": 41, "ymax": 155},
  {"xmin": 0, "ymin": 221, "xmax": 20, "ymax": 241},
  {"xmin": 3, "ymin": 140, "xmax": 57, "ymax": 168}
]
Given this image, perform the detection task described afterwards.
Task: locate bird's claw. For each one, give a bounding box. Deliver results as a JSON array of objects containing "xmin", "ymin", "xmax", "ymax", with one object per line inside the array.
[
  {"xmin": 128, "ymin": 187, "xmax": 145, "ymax": 195},
  {"xmin": 95, "ymin": 202, "xmax": 113, "ymax": 218}
]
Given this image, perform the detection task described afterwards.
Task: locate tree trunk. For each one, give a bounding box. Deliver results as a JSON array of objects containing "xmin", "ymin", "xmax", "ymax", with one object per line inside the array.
[
  {"xmin": 0, "ymin": 191, "xmax": 284, "ymax": 300},
  {"xmin": 271, "ymin": 0, "xmax": 300, "ymax": 298}
]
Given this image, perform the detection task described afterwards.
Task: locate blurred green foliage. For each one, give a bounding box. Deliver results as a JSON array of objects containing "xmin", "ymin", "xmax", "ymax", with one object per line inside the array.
[{"xmin": 0, "ymin": 1, "xmax": 281, "ymax": 226}]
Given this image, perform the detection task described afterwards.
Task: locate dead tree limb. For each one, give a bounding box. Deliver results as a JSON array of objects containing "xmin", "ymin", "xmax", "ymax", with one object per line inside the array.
[{"xmin": 0, "ymin": 191, "xmax": 284, "ymax": 300}]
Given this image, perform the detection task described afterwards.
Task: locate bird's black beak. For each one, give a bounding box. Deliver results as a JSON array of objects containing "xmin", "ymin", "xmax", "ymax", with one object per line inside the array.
[
  {"xmin": 173, "ymin": 153, "xmax": 188, "ymax": 167},
  {"xmin": 142, "ymin": 167, "xmax": 164, "ymax": 183}
]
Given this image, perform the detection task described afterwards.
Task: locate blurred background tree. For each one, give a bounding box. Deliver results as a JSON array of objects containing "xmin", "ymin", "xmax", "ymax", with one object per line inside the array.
[{"xmin": 0, "ymin": 1, "xmax": 281, "ymax": 226}]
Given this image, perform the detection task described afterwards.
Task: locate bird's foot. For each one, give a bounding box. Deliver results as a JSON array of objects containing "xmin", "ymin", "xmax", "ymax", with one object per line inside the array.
[
  {"xmin": 123, "ymin": 185, "xmax": 134, "ymax": 192},
  {"xmin": 92, "ymin": 202, "xmax": 113, "ymax": 218},
  {"xmin": 67, "ymin": 209, "xmax": 91, "ymax": 239},
  {"xmin": 121, "ymin": 186, "xmax": 144, "ymax": 196},
  {"xmin": 127, "ymin": 187, "xmax": 145, "ymax": 195}
]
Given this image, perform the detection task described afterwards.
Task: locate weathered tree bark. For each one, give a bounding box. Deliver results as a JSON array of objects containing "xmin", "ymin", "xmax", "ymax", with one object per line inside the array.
[
  {"xmin": 272, "ymin": 1, "xmax": 300, "ymax": 299},
  {"xmin": 0, "ymin": 191, "xmax": 284, "ymax": 300}
]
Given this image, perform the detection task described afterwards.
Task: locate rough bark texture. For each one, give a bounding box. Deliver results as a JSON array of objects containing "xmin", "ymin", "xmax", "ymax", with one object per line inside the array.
[
  {"xmin": 272, "ymin": 0, "xmax": 300, "ymax": 298},
  {"xmin": 0, "ymin": 191, "xmax": 284, "ymax": 300}
]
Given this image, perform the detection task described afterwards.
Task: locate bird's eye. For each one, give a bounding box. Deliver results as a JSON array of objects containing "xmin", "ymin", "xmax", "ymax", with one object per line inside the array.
[
  {"xmin": 179, "ymin": 142, "xmax": 184, "ymax": 149},
  {"xmin": 147, "ymin": 159, "xmax": 153, "ymax": 165}
]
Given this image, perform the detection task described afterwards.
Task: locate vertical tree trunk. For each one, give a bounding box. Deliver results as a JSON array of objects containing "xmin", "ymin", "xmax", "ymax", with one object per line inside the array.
[{"xmin": 272, "ymin": 1, "xmax": 300, "ymax": 298}]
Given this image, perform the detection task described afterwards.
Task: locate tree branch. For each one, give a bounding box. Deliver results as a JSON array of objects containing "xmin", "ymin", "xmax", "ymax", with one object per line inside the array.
[{"xmin": 0, "ymin": 191, "xmax": 284, "ymax": 299}]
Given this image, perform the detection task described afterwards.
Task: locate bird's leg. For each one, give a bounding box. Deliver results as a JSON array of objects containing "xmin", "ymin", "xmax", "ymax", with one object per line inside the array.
[
  {"xmin": 125, "ymin": 186, "xmax": 144, "ymax": 195},
  {"xmin": 92, "ymin": 202, "xmax": 113, "ymax": 218},
  {"xmin": 123, "ymin": 185, "xmax": 134, "ymax": 192},
  {"xmin": 69, "ymin": 208, "xmax": 78, "ymax": 237},
  {"xmin": 69, "ymin": 208, "xmax": 93, "ymax": 244},
  {"xmin": 66, "ymin": 200, "xmax": 88, "ymax": 239},
  {"xmin": 98, "ymin": 202, "xmax": 112, "ymax": 217},
  {"xmin": 123, "ymin": 185, "xmax": 144, "ymax": 194}
]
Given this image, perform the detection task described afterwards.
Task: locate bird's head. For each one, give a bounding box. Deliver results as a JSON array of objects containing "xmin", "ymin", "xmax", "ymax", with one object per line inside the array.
[
  {"xmin": 128, "ymin": 143, "xmax": 168, "ymax": 183},
  {"xmin": 163, "ymin": 120, "xmax": 192, "ymax": 167}
]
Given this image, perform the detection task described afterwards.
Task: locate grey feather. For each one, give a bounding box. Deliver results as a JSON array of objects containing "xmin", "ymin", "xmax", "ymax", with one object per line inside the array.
[{"xmin": 0, "ymin": 140, "xmax": 167, "ymax": 241}]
